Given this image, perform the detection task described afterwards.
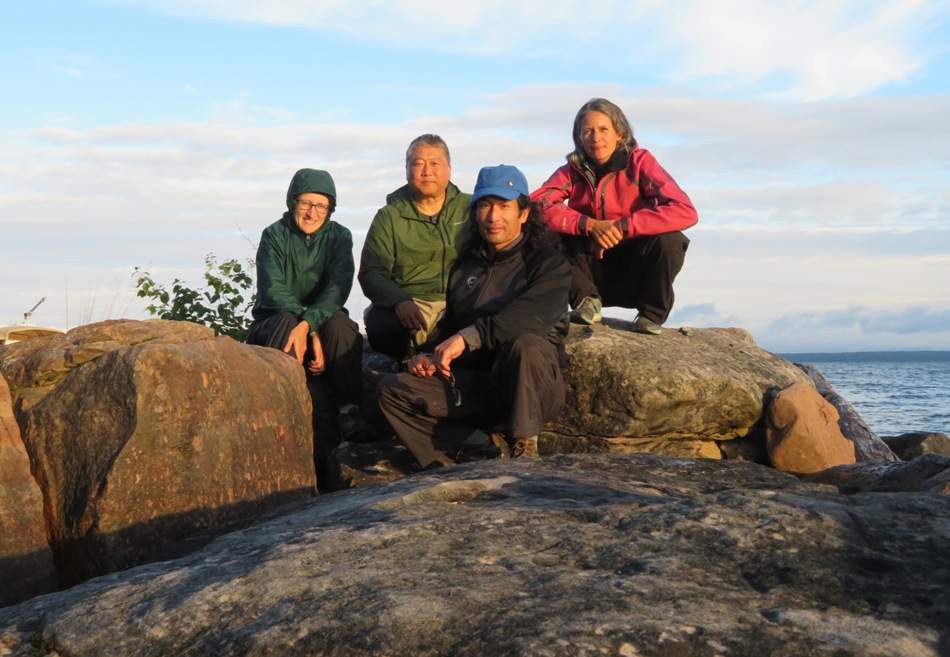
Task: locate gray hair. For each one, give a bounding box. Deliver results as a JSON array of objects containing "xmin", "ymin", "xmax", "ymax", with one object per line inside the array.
[
  {"xmin": 569, "ymin": 98, "xmax": 637, "ymax": 166},
  {"xmin": 405, "ymin": 134, "xmax": 451, "ymax": 170}
]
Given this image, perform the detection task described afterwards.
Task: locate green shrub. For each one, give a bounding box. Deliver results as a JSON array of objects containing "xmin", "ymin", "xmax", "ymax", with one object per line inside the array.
[{"xmin": 135, "ymin": 255, "xmax": 255, "ymax": 340}]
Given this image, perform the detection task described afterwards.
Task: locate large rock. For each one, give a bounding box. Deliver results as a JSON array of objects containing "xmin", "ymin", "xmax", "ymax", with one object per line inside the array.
[
  {"xmin": 1, "ymin": 320, "xmax": 317, "ymax": 589},
  {"xmin": 794, "ymin": 363, "xmax": 898, "ymax": 462},
  {"xmin": 766, "ymin": 382, "xmax": 857, "ymax": 474},
  {"xmin": 883, "ymin": 432, "xmax": 950, "ymax": 460},
  {"xmin": 333, "ymin": 325, "xmax": 822, "ymax": 488},
  {"xmin": 543, "ymin": 322, "xmax": 813, "ymax": 456},
  {"xmin": 1, "ymin": 454, "xmax": 948, "ymax": 657},
  {"xmin": 802, "ymin": 454, "xmax": 950, "ymax": 494},
  {"xmin": 0, "ymin": 374, "xmax": 55, "ymax": 606},
  {"xmin": 0, "ymin": 319, "xmax": 215, "ymax": 417}
]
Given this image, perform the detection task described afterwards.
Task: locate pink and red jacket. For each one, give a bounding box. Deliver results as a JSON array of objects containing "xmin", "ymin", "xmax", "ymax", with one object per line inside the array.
[{"xmin": 531, "ymin": 148, "xmax": 698, "ymax": 238}]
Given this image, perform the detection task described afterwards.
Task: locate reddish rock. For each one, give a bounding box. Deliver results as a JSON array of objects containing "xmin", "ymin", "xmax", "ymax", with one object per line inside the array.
[
  {"xmin": 0, "ymin": 319, "xmax": 215, "ymax": 418},
  {"xmin": 0, "ymin": 374, "xmax": 55, "ymax": 606},
  {"xmin": 767, "ymin": 382, "xmax": 856, "ymax": 474},
  {"xmin": 15, "ymin": 329, "xmax": 316, "ymax": 587},
  {"xmin": 794, "ymin": 363, "xmax": 898, "ymax": 462}
]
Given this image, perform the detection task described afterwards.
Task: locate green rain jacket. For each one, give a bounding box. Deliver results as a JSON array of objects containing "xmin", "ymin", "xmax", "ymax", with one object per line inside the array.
[
  {"xmin": 251, "ymin": 171, "xmax": 354, "ymax": 333},
  {"xmin": 358, "ymin": 182, "xmax": 474, "ymax": 308}
]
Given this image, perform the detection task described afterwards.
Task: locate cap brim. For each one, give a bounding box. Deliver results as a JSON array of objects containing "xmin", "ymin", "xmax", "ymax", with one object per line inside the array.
[{"xmin": 471, "ymin": 186, "xmax": 524, "ymax": 203}]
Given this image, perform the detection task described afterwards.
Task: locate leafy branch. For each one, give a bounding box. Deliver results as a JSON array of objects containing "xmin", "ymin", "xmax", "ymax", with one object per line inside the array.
[{"xmin": 134, "ymin": 254, "xmax": 255, "ymax": 340}]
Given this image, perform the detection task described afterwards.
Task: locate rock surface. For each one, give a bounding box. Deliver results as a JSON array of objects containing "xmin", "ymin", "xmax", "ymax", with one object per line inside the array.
[
  {"xmin": 0, "ymin": 319, "xmax": 215, "ymax": 417},
  {"xmin": 802, "ymin": 454, "xmax": 950, "ymax": 494},
  {"xmin": 794, "ymin": 363, "xmax": 898, "ymax": 462},
  {"xmin": 334, "ymin": 324, "xmax": 809, "ymax": 487},
  {"xmin": 766, "ymin": 382, "xmax": 857, "ymax": 474},
  {"xmin": 546, "ymin": 322, "xmax": 813, "ymax": 457},
  {"xmin": 0, "ymin": 320, "xmax": 317, "ymax": 590},
  {"xmin": 0, "ymin": 374, "xmax": 55, "ymax": 607},
  {"xmin": 883, "ymin": 432, "xmax": 950, "ymax": 460},
  {"xmin": 1, "ymin": 454, "xmax": 948, "ymax": 657}
]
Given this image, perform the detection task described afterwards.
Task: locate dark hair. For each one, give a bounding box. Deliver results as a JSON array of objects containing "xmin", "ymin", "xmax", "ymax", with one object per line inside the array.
[
  {"xmin": 405, "ymin": 134, "xmax": 451, "ymax": 171},
  {"xmin": 467, "ymin": 195, "xmax": 559, "ymax": 254},
  {"xmin": 568, "ymin": 98, "xmax": 637, "ymax": 168}
]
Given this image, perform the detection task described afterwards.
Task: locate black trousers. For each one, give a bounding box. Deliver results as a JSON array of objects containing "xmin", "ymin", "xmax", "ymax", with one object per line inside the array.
[
  {"xmin": 246, "ymin": 310, "xmax": 363, "ymax": 406},
  {"xmin": 364, "ymin": 305, "xmax": 413, "ymax": 361},
  {"xmin": 377, "ymin": 334, "xmax": 565, "ymax": 468},
  {"xmin": 563, "ymin": 231, "xmax": 689, "ymax": 324}
]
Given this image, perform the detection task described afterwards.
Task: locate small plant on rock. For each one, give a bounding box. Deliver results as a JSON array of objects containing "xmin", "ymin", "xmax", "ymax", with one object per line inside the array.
[{"xmin": 134, "ymin": 254, "xmax": 255, "ymax": 340}]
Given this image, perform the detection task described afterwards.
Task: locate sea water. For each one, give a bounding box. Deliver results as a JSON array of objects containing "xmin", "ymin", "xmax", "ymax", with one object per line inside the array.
[{"xmin": 780, "ymin": 352, "xmax": 950, "ymax": 438}]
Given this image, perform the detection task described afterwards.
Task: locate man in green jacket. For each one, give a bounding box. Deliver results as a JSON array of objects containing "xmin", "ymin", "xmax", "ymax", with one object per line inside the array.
[
  {"xmin": 247, "ymin": 168, "xmax": 370, "ymax": 445},
  {"xmin": 358, "ymin": 134, "xmax": 475, "ymax": 361}
]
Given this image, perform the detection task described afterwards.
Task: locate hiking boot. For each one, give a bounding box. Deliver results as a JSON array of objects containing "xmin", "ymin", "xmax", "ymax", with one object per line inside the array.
[
  {"xmin": 511, "ymin": 437, "xmax": 539, "ymax": 458},
  {"xmin": 633, "ymin": 315, "xmax": 662, "ymax": 335},
  {"xmin": 456, "ymin": 432, "xmax": 510, "ymax": 462},
  {"xmin": 570, "ymin": 297, "xmax": 602, "ymax": 325},
  {"xmin": 338, "ymin": 404, "xmax": 376, "ymax": 443}
]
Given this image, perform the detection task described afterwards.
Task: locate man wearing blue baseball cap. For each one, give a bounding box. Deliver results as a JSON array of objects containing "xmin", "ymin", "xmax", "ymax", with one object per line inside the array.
[{"xmin": 377, "ymin": 165, "xmax": 571, "ymax": 467}]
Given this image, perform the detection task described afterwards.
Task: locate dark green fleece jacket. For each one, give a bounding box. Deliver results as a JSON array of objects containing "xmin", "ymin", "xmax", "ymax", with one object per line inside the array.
[
  {"xmin": 358, "ymin": 182, "xmax": 474, "ymax": 308},
  {"xmin": 251, "ymin": 214, "xmax": 354, "ymax": 332}
]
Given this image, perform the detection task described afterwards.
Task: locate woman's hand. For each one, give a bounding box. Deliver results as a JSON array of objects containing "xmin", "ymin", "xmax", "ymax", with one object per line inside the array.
[
  {"xmin": 306, "ymin": 333, "xmax": 326, "ymax": 375},
  {"xmin": 282, "ymin": 320, "xmax": 311, "ymax": 364},
  {"xmin": 588, "ymin": 219, "xmax": 623, "ymax": 251}
]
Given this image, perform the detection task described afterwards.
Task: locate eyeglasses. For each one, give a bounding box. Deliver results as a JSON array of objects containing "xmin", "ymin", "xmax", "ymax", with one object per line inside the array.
[
  {"xmin": 442, "ymin": 372, "xmax": 462, "ymax": 407},
  {"xmin": 297, "ymin": 200, "xmax": 330, "ymax": 214}
]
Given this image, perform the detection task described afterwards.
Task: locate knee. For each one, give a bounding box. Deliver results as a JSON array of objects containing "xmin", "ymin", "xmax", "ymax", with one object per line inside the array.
[
  {"xmin": 499, "ymin": 333, "xmax": 551, "ymax": 363},
  {"xmin": 652, "ymin": 231, "xmax": 689, "ymax": 257},
  {"xmin": 321, "ymin": 311, "xmax": 359, "ymax": 340}
]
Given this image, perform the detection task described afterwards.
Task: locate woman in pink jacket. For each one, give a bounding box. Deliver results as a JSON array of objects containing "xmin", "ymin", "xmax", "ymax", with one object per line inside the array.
[{"xmin": 531, "ymin": 98, "xmax": 698, "ymax": 333}]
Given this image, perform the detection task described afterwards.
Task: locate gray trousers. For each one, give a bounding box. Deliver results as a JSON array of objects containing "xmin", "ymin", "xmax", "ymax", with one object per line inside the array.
[{"xmin": 377, "ymin": 334, "xmax": 565, "ymax": 468}]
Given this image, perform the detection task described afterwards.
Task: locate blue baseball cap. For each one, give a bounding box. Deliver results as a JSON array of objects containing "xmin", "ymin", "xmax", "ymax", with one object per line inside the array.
[{"xmin": 471, "ymin": 165, "xmax": 529, "ymax": 203}]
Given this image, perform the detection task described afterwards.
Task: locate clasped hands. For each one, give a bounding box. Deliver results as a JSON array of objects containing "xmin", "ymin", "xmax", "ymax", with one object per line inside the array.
[{"xmin": 588, "ymin": 218, "xmax": 623, "ymax": 259}]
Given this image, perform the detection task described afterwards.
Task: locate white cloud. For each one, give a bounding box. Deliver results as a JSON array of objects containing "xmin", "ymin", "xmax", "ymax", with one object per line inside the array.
[
  {"xmin": 2, "ymin": 84, "xmax": 948, "ymax": 348},
  {"xmin": 665, "ymin": 0, "xmax": 940, "ymax": 100},
  {"xmin": 108, "ymin": 0, "xmax": 948, "ymax": 99}
]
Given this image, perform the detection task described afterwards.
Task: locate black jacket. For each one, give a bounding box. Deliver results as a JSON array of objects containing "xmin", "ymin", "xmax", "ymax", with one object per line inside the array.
[{"xmin": 426, "ymin": 235, "xmax": 570, "ymax": 369}]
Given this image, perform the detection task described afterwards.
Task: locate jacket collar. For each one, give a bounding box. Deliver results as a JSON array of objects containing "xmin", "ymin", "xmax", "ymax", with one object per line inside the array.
[{"xmin": 386, "ymin": 181, "xmax": 465, "ymax": 221}]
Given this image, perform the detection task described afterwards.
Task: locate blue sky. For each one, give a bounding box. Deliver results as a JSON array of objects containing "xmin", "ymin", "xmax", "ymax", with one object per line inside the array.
[{"xmin": 2, "ymin": 0, "xmax": 948, "ymax": 352}]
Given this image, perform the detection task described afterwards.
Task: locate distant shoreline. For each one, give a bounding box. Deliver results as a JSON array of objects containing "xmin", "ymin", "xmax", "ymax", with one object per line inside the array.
[{"xmin": 778, "ymin": 351, "xmax": 950, "ymax": 363}]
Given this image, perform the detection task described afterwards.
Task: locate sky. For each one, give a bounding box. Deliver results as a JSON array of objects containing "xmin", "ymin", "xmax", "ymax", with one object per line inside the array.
[{"xmin": 2, "ymin": 0, "xmax": 948, "ymax": 353}]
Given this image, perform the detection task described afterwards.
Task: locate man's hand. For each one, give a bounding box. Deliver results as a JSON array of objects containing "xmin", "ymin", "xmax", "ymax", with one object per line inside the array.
[
  {"xmin": 433, "ymin": 333, "xmax": 466, "ymax": 378},
  {"xmin": 394, "ymin": 299, "xmax": 427, "ymax": 331},
  {"xmin": 588, "ymin": 219, "xmax": 623, "ymax": 251},
  {"xmin": 282, "ymin": 320, "xmax": 311, "ymax": 365},
  {"xmin": 306, "ymin": 332, "xmax": 325, "ymax": 375},
  {"xmin": 407, "ymin": 353, "xmax": 437, "ymax": 378}
]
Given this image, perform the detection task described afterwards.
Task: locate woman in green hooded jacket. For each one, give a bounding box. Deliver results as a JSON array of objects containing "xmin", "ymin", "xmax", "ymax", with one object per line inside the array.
[{"xmin": 247, "ymin": 168, "xmax": 369, "ymax": 443}]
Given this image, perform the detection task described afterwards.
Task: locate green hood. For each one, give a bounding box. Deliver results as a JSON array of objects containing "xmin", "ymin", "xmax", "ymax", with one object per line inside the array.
[{"xmin": 286, "ymin": 168, "xmax": 337, "ymax": 211}]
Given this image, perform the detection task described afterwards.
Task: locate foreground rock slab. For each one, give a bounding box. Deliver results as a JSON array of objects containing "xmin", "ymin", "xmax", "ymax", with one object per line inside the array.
[{"xmin": 2, "ymin": 454, "xmax": 948, "ymax": 657}]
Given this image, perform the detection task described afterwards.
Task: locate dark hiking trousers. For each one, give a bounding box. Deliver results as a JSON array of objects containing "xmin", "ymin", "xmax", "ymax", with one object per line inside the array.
[
  {"xmin": 364, "ymin": 304, "xmax": 413, "ymax": 361},
  {"xmin": 563, "ymin": 231, "xmax": 689, "ymax": 324},
  {"xmin": 246, "ymin": 310, "xmax": 363, "ymax": 406},
  {"xmin": 377, "ymin": 333, "xmax": 565, "ymax": 469}
]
